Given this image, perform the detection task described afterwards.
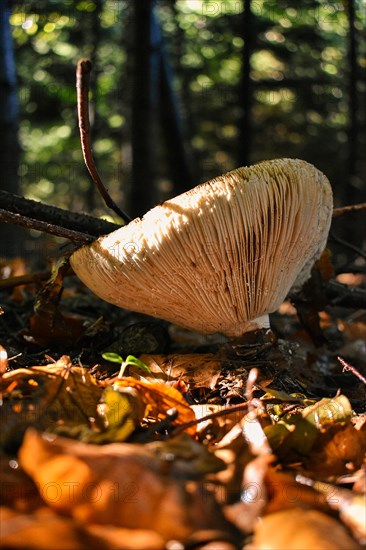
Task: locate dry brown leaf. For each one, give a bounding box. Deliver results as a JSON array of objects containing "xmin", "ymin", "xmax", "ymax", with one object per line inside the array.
[
  {"xmin": 140, "ymin": 353, "xmax": 222, "ymax": 388},
  {"xmin": 337, "ymin": 319, "xmax": 366, "ymax": 342},
  {"xmin": 148, "ymin": 433, "xmax": 226, "ymax": 478},
  {"xmin": 114, "ymin": 377, "xmax": 197, "ymax": 434},
  {"xmin": 0, "ymin": 345, "xmax": 8, "ymax": 374},
  {"xmin": 264, "ymin": 467, "xmax": 329, "ymax": 514},
  {"xmin": 295, "ymin": 475, "xmax": 366, "ymax": 545},
  {"xmin": 0, "ymin": 357, "xmax": 103, "ymax": 449},
  {"xmin": 20, "ymin": 259, "xmax": 87, "ymax": 347},
  {"xmin": 0, "ymin": 454, "xmax": 43, "ymax": 513},
  {"xmin": 85, "ymin": 524, "xmax": 165, "ymax": 549},
  {"xmin": 304, "ymin": 422, "xmax": 366, "ymax": 477},
  {"xmin": 338, "ymin": 494, "xmax": 366, "ymax": 545},
  {"xmin": 191, "ymin": 403, "xmax": 240, "ymax": 441},
  {"xmin": 18, "ymin": 429, "xmax": 235, "ymax": 542},
  {"xmin": 247, "ymin": 507, "xmax": 361, "ymax": 549},
  {"xmin": 24, "ymin": 310, "xmax": 86, "ymax": 346},
  {"xmin": 0, "ymin": 257, "xmax": 29, "ymax": 302},
  {"xmin": 0, "ymin": 506, "xmax": 97, "ymax": 550},
  {"xmin": 225, "ymin": 455, "xmax": 272, "ymax": 534}
]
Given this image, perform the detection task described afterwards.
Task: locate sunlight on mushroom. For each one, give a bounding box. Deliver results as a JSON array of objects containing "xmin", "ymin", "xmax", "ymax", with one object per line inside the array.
[{"xmin": 70, "ymin": 158, "xmax": 333, "ymax": 337}]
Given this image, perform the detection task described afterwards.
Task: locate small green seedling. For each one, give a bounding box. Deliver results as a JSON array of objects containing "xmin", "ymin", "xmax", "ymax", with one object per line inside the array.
[{"xmin": 101, "ymin": 352, "xmax": 151, "ymax": 378}]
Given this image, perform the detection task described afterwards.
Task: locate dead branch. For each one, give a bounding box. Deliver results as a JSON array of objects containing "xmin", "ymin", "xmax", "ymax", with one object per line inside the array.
[
  {"xmin": 338, "ymin": 356, "xmax": 366, "ymax": 385},
  {"xmin": 0, "ymin": 270, "xmax": 50, "ymax": 289},
  {"xmin": 332, "ymin": 202, "xmax": 366, "ymax": 218},
  {"xmin": 0, "ymin": 208, "xmax": 93, "ymax": 243},
  {"xmin": 0, "ymin": 190, "xmax": 120, "ymax": 237},
  {"xmin": 325, "ymin": 279, "xmax": 366, "ymax": 308},
  {"xmin": 329, "ymin": 231, "xmax": 366, "ymax": 260}
]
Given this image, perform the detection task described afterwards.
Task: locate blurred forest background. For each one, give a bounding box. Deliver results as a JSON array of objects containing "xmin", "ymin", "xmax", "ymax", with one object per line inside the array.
[{"xmin": 0, "ymin": 0, "xmax": 365, "ymax": 259}]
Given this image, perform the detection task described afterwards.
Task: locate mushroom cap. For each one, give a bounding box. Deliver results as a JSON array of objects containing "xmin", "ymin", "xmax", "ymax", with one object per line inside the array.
[{"xmin": 70, "ymin": 159, "xmax": 333, "ymax": 337}]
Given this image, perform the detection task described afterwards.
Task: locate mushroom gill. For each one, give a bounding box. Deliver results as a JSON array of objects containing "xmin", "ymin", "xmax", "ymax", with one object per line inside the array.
[{"xmin": 70, "ymin": 158, "xmax": 333, "ymax": 337}]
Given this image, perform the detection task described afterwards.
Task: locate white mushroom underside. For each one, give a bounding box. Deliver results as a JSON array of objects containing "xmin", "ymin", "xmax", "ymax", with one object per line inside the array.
[{"xmin": 71, "ymin": 159, "xmax": 333, "ymax": 337}]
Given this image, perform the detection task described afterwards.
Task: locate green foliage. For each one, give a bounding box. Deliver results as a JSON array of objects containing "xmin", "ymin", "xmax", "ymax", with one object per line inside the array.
[
  {"xmin": 9, "ymin": 0, "xmax": 366, "ymax": 212},
  {"xmin": 102, "ymin": 352, "xmax": 151, "ymax": 378}
]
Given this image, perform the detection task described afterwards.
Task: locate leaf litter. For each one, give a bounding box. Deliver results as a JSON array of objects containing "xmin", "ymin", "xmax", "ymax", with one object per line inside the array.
[{"xmin": 0, "ymin": 256, "xmax": 365, "ymax": 549}]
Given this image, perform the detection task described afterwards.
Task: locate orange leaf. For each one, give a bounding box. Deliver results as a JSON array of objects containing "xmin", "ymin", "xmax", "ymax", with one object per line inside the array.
[{"xmin": 114, "ymin": 377, "xmax": 197, "ymax": 434}]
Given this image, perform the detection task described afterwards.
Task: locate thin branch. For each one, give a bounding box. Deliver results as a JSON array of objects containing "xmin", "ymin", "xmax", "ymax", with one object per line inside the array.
[
  {"xmin": 0, "ymin": 190, "xmax": 120, "ymax": 237},
  {"xmin": 328, "ymin": 231, "xmax": 366, "ymax": 260},
  {"xmin": 325, "ymin": 279, "xmax": 366, "ymax": 308},
  {"xmin": 0, "ymin": 208, "xmax": 93, "ymax": 243},
  {"xmin": 0, "ymin": 271, "xmax": 50, "ymax": 289},
  {"xmin": 338, "ymin": 356, "xmax": 366, "ymax": 385},
  {"xmin": 169, "ymin": 397, "xmax": 300, "ymax": 436},
  {"xmin": 332, "ymin": 202, "xmax": 366, "ymax": 218},
  {"xmin": 76, "ymin": 59, "xmax": 132, "ymax": 224}
]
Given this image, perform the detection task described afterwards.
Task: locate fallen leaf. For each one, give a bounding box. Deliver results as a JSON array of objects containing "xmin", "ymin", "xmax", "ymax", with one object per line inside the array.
[
  {"xmin": 304, "ymin": 422, "xmax": 366, "ymax": 477},
  {"xmin": 264, "ymin": 394, "xmax": 353, "ymax": 458},
  {"xmin": 225, "ymin": 455, "xmax": 272, "ymax": 534},
  {"xmin": 148, "ymin": 433, "xmax": 226, "ymax": 478},
  {"xmin": 247, "ymin": 507, "xmax": 361, "ymax": 549},
  {"xmin": 140, "ymin": 353, "xmax": 222, "ymax": 388},
  {"xmin": 0, "ymin": 454, "xmax": 42, "ymax": 512},
  {"xmin": 85, "ymin": 524, "xmax": 165, "ymax": 549},
  {"xmin": 23, "ymin": 310, "xmax": 86, "ymax": 346},
  {"xmin": 19, "ymin": 429, "xmax": 236, "ymax": 542},
  {"xmin": 0, "ymin": 357, "xmax": 103, "ymax": 450},
  {"xmin": 295, "ymin": 475, "xmax": 366, "ymax": 545},
  {"xmin": 0, "ymin": 344, "xmax": 8, "ymax": 374},
  {"xmin": 264, "ymin": 468, "xmax": 329, "ymax": 514},
  {"xmin": 0, "ymin": 506, "xmax": 98, "ymax": 550},
  {"xmin": 113, "ymin": 377, "xmax": 197, "ymax": 434},
  {"xmin": 89, "ymin": 385, "xmax": 145, "ymax": 443}
]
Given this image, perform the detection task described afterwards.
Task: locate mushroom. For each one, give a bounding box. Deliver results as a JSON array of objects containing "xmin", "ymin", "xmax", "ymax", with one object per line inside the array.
[{"xmin": 70, "ymin": 158, "xmax": 333, "ymax": 337}]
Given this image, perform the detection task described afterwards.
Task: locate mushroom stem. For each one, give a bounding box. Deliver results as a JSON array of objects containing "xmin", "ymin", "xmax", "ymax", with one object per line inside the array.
[{"xmin": 251, "ymin": 315, "xmax": 271, "ymax": 330}]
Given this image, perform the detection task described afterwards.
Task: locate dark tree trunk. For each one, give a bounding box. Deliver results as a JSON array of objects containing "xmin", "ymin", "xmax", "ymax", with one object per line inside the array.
[
  {"xmin": 158, "ymin": 12, "xmax": 193, "ymax": 197},
  {"xmin": 0, "ymin": 1, "xmax": 23, "ymax": 256},
  {"xmin": 171, "ymin": 2, "xmax": 200, "ymax": 184},
  {"xmin": 237, "ymin": 0, "xmax": 253, "ymax": 167},
  {"xmin": 130, "ymin": 0, "xmax": 160, "ymax": 217},
  {"xmin": 345, "ymin": 0, "xmax": 358, "ymax": 203}
]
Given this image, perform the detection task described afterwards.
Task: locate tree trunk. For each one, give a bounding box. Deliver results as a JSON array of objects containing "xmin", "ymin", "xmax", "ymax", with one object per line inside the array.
[
  {"xmin": 237, "ymin": 0, "xmax": 253, "ymax": 167},
  {"xmin": 0, "ymin": 1, "xmax": 23, "ymax": 256},
  {"xmin": 85, "ymin": 0, "xmax": 103, "ymax": 212},
  {"xmin": 158, "ymin": 12, "xmax": 193, "ymax": 197},
  {"xmin": 345, "ymin": 0, "xmax": 359, "ymax": 203},
  {"xmin": 130, "ymin": 0, "xmax": 160, "ymax": 217}
]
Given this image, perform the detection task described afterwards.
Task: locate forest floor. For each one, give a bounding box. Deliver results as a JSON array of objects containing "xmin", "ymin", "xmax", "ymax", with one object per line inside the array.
[{"xmin": 0, "ymin": 251, "xmax": 365, "ymax": 550}]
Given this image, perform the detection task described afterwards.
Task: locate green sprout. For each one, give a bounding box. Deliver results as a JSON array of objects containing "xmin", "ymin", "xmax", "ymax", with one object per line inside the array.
[{"xmin": 101, "ymin": 352, "xmax": 151, "ymax": 378}]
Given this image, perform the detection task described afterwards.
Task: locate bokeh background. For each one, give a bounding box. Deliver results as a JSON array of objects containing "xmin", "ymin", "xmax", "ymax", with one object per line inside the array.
[{"xmin": 1, "ymin": 0, "xmax": 365, "ymax": 260}]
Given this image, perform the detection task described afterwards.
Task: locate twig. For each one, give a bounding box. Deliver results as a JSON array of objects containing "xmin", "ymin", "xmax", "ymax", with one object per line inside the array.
[
  {"xmin": 170, "ymin": 402, "xmax": 249, "ymax": 436},
  {"xmin": 335, "ymin": 263, "xmax": 366, "ymax": 275},
  {"xmin": 135, "ymin": 408, "xmax": 179, "ymax": 442},
  {"xmin": 328, "ymin": 231, "xmax": 366, "ymax": 260},
  {"xmin": 245, "ymin": 367, "xmax": 258, "ymax": 406},
  {"xmin": 325, "ymin": 279, "xmax": 366, "ymax": 308},
  {"xmin": 0, "ymin": 190, "xmax": 120, "ymax": 237},
  {"xmin": 0, "ymin": 208, "xmax": 93, "ymax": 243},
  {"xmin": 0, "ymin": 271, "xmax": 51, "ymax": 290},
  {"xmin": 169, "ymin": 397, "xmax": 300, "ymax": 436},
  {"xmin": 338, "ymin": 356, "xmax": 366, "ymax": 385},
  {"xmin": 332, "ymin": 202, "xmax": 366, "ymax": 218},
  {"xmin": 76, "ymin": 59, "xmax": 131, "ymax": 224}
]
